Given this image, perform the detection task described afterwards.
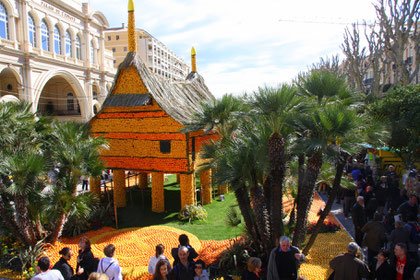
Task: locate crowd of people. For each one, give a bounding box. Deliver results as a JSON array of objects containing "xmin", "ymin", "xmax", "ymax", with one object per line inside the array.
[
  {"xmin": 30, "ymin": 234, "xmax": 310, "ymax": 280},
  {"xmin": 327, "ymin": 162, "xmax": 420, "ymax": 280},
  {"xmin": 31, "ymin": 161, "xmax": 419, "ymax": 280}
]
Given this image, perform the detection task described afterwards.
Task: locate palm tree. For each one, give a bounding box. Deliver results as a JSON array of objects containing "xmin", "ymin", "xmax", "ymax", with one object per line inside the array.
[
  {"xmin": 292, "ymin": 69, "xmax": 358, "ymax": 247},
  {"xmin": 47, "ymin": 121, "xmax": 107, "ymax": 243},
  {"xmin": 250, "ymin": 85, "xmax": 306, "ymax": 243},
  {"xmin": 0, "ymin": 101, "xmax": 51, "ymax": 246}
]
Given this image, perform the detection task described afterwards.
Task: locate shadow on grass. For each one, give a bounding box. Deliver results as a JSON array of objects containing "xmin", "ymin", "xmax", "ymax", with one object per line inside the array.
[{"xmin": 117, "ymin": 186, "xmax": 184, "ymax": 228}]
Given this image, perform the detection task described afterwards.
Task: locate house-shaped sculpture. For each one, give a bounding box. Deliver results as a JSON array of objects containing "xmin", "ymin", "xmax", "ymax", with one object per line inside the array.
[{"xmin": 89, "ymin": 0, "xmax": 216, "ymax": 212}]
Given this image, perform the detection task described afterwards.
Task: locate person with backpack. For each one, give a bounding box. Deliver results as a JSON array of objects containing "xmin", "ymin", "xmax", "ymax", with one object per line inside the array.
[
  {"xmin": 97, "ymin": 244, "xmax": 122, "ymax": 280},
  {"xmin": 76, "ymin": 237, "xmax": 97, "ymax": 280}
]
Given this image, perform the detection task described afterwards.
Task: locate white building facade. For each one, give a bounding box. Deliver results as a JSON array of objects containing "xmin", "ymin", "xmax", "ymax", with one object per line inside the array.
[
  {"xmin": 0, "ymin": 0, "xmax": 116, "ymax": 121},
  {"xmin": 105, "ymin": 26, "xmax": 190, "ymax": 81}
]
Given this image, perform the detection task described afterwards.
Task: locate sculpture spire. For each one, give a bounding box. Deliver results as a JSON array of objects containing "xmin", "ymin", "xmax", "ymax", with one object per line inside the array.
[
  {"xmin": 191, "ymin": 47, "xmax": 196, "ymax": 72},
  {"xmin": 128, "ymin": 0, "xmax": 136, "ymax": 52}
]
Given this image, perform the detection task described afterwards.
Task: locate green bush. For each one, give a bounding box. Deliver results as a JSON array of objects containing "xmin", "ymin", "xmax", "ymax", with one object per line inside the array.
[
  {"xmin": 178, "ymin": 204, "xmax": 208, "ymax": 222},
  {"xmin": 225, "ymin": 205, "xmax": 242, "ymax": 227}
]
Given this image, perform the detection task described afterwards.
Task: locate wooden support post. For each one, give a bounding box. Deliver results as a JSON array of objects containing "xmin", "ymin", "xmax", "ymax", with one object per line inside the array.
[
  {"xmin": 113, "ymin": 169, "xmax": 127, "ymax": 207},
  {"xmin": 180, "ymin": 173, "xmax": 194, "ymax": 209},
  {"xmin": 176, "ymin": 174, "xmax": 181, "ymax": 184},
  {"xmin": 139, "ymin": 173, "xmax": 149, "ymax": 189},
  {"xmin": 218, "ymin": 184, "xmax": 229, "ymax": 194},
  {"xmin": 90, "ymin": 177, "xmax": 101, "ymax": 196},
  {"xmin": 200, "ymin": 169, "xmax": 212, "ymax": 205},
  {"xmin": 151, "ymin": 172, "xmax": 165, "ymax": 213}
]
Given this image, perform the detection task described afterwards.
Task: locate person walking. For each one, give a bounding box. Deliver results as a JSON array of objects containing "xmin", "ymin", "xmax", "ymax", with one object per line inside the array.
[
  {"xmin": 391, "ymin": 243, "xmax": 417, "ymax": 280},
  {"xmin": 96, "ymin": 244, "xmax": 122, "ymax": 280},
  {"xmin": 267, "ymin": 236, "xmax": 305, "ymax": 280},
  {"xmin": 370, "ymin": 249, "xmax": 392, "ymax": 280},
  {"xmin": 352, "ymin": 196, "xmax": 367, "ymax": 246},
  {"xmin": 361, "ymin": 213, "xmax": 387, "ymax": 267},
  {"xmin": 329, "ymin": 242, "xmax": 370, "ymax": 280}
]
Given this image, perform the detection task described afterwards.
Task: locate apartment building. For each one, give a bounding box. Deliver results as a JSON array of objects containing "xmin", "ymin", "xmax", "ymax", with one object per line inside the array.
[
  {"xmin": 105, "ymin": 25, "xmax": 190, "ymax": 81},
  {"xmin": 0, "ymin": 0, "xmax": 116, "ymax": 121},
  {"xmin": 363, "ymin": 36, "xmax": 419, "ymax": 90}
]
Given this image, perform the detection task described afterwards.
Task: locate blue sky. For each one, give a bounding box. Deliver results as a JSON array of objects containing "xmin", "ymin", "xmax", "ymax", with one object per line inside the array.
[{"xmin": 88, "ymin": 0, "xmax": 377, "ymax": 98}]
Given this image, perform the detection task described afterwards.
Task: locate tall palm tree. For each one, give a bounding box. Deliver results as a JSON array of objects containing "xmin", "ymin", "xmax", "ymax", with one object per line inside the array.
[
  {"xmin": 293, "ymin": 69, "xmax": 358, "ymax": 247},
  {"xmin": 47, "ymin": 121, "xmax": 107, "ymax": 243},
  {"xmin": 250, "ymin": 85, "xmax": 306, "ymax": 243}
]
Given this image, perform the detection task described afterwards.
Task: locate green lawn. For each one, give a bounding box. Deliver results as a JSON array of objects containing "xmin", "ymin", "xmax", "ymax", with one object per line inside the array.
[{"xmin": 116, "ymin": 175, "xmax": 244, "ymax": 240}]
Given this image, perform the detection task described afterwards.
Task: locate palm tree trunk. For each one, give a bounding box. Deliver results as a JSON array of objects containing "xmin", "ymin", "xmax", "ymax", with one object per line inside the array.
[
  {"xmin": 293, "ymin": 152, "xmax": 323, "ymax": 248},
  {"xmin": 49, "ymin": 211, "xmax": 67, "ymax": 243},
  {"xmin": 14, "ymin": 195, "xmax": 36, "ymax": 246},
  {"xmin": 0, "ymin": 195, "xmax": 27, "ymax": 245},
  {"xmin": 302, "ymin": 157, "xmax": 345, "ymax": 255},
  {"xmin": 268, "ymin": 132, "xmax": 286, "ymax": 243},
  {"xmin": 250, "ymin": 184, "xmax": 271, "ymax": 254},
  {"xmin": 290, "ymin": 154, "xmax": 305, "ymax": 227},
  {"xmin": 233, "ymin": 183, "xmax": 260, "ymax": 249},
  {"xmin": 35, "ymin": 220, "xmax": 44, "ymax": 240}
]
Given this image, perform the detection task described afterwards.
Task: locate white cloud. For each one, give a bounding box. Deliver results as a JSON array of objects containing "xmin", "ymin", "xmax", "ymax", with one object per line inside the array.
[{"xmin": 87, "ymin": 0, "xmax": 378, "ymax": 98}]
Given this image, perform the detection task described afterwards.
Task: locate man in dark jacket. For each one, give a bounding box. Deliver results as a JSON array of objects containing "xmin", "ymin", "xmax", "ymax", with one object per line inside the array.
[
  {"xmin": 391, "ymin": 243, "xmax": 417, "ymax": 280},
  {"xmin": 374, "ymin": 176, "xmax": 388, "ymax": 214},
  {"xmin": 267, "ymin": 236, "xmax": 305, "ymax": 280},
  {"xmin": 361, "ymin": 213, "xmax": 387, "ymax": 267},
  {"xmin": 352, "ymin": 196, "xmax": 367, "ymax": 246},
  {"xmin": 397, "ymin": 195, "xmax": 418, "ymax": 222},
  {"xmin": 171, "ymin": 234, "xmax": 198, "ymax": 266},
  {"xmin": 329, "ymin": 242, "xmax": 370, "ymax": 280},
  {"xmin": 169, "ymin": 246, "xmax": 195, "ymax": 280}
]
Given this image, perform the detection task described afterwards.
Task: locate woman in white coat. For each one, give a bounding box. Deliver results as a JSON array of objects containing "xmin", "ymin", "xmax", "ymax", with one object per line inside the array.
[{"xmin": 148, "ymin": 244, "xmax": 171, "ymax": 274}]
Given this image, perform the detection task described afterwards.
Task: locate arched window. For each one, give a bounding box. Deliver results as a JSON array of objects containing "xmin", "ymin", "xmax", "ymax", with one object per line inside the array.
[
  {"xmin": 65, "ymin": 30, "xmax": 72, "ymax": 57},
  {"xmin": 53, "ymin": 25, "xmax": 61, "ymax": 54},
  {"xmin": 90, "ymin": 40, "xmax": 95, "ymax": 63},
  {"xmin": 0, "ymin": 2, "xmax": 8, "ymax": 39},
  {"xmin": 75, "ymin": 34, "xmax": 81, "ymax": 60},
  {"xmin": 41, "ymin": 20, "xmax": 49, "ymax": 51},
  {"xmin": 28, "ymin": 14, "xmax": 36, "ymax": 47},
  {"xmin": 67, "ymin": 93, "xmax": 74, "ymax": 111}
]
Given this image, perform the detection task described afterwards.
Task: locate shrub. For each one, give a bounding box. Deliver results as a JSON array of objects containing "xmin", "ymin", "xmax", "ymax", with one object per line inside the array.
[
  {"xmin": 217, "ymin": 234, "xmax": 256, "ymax": 276},
  {"xmin": 178, "ymin": 204, "xmax": 208, "ymax": 222},
  {"xmin": 225, "ymin": 205, "xmax": 242, "ymax": 227}
]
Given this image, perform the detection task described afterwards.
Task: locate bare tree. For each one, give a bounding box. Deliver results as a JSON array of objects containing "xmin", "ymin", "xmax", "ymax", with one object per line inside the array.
[{"xmin": 341, "ymin": 0, "xmax": 419, "ymax": 98}]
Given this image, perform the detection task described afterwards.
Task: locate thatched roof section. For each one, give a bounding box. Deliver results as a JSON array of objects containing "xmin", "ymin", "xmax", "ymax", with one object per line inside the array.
[
  {"xmin": 105, "ymin": 52, "xmax": 214, "ymax": 125},
  {"xmin": 102, "ymin": 94, "xmax": 151, "ymax": 108}
]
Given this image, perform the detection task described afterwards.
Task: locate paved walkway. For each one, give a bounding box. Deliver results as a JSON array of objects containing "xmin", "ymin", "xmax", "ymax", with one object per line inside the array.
[{"xmin": 318, "ymin": 192, "xmax": 355, "ymax": 239}]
